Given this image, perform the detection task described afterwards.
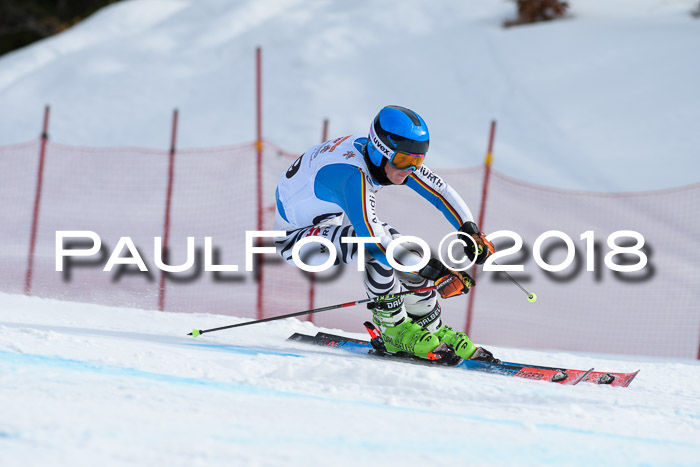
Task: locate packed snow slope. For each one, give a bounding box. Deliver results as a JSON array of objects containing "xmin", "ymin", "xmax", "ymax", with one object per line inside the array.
[
  {"xmin": 0, "ymin": 0, "xmax": 698, "ymax": 191},
  {"xmin": 1, "ymin": 293, "xmax": 700, "ymax": 466}
]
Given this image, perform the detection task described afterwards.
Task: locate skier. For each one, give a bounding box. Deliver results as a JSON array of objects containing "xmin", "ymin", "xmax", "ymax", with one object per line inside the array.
[{"xmin": 274, "ymin": 105, "xmax": 498, "ymax": 363}]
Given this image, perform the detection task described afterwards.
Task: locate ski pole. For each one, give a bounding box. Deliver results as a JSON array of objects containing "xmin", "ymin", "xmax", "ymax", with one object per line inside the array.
[
  {"xmin": 492, "ymin": 261, "xmax": 537, "ymax": 302},
  {"xmin": 188, "ymin": 285, "xmax": 436, "ymax": 338}
]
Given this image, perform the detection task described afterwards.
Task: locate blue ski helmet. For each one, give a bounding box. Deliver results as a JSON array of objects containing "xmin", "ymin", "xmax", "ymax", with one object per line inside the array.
[{"xmin": 366, "ymin": 105, "xmax": 429, "ymax": 169}]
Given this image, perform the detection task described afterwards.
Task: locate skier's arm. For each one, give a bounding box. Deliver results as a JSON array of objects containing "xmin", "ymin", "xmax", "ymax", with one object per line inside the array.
[
  {"xmin": 407, "ymin": 165, "xmax": 494, "ymax": 264},
  {"xmin": 405, "ymin": 165, "xmax": 474, "ymax": 230}
]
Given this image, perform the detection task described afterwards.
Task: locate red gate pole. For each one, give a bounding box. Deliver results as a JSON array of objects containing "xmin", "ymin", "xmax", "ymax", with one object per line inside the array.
[
  {"xmin": 158, "ymin": 108, "xmax": 178, "ymax": 311},
  {"xmin": 24, "ymin": 105, "xmax": 51, "ymax": 295},
  {"xmin": 255, "ymin": 46, "xmax": 265, "ymax": 320},
  {"xmin": 465, "ymin": 120, "xmax": 496, "ymax": 335},
  {"xmin": 321, "ymin": 118, "xmax": 328, "ymax": 142},
  {"xmin": 307, "ymin": 118, "xmax": 330, "ymax": 322}
]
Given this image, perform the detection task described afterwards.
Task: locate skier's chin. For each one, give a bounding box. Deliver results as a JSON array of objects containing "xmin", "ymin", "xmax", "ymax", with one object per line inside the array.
[{"xmin": 384, "ymin": 165, "xmax": 411, "ymax": 185}]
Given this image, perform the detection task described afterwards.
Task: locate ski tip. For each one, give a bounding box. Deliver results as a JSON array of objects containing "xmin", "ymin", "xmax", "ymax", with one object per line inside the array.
[{"xmin": 190, "ymin": 329, "xmax": 201, "ymax": 338}]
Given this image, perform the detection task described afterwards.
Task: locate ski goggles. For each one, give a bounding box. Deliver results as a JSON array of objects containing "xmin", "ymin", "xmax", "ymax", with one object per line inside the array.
[{"xmin": 388, "ymin": 151, "xmax": 426, "ymax": 172}]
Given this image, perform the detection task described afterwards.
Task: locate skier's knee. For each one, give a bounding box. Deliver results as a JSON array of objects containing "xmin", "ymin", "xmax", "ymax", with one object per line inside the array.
[
  {"xmin": 364, "ymin": 257, "xmax": 399, "ymax": 298},
  {"xmin": 407, "ymin": 298, "xmax": 442, "ymax": 333}
]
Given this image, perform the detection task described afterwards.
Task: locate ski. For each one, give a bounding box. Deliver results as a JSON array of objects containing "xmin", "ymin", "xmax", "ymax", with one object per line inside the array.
[{"xmin": 288, "ymin": 331, "xmax": 639, "ymax": 387}]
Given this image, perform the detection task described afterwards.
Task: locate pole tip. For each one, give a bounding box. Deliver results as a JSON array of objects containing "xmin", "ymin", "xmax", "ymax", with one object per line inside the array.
[
  {"xmin": 190, "ymin": 329, "xmax": 201, "ymax": 338},
  {"xmin": 527, "ymin": 293, "xmax": 537, "ymax": 303}
]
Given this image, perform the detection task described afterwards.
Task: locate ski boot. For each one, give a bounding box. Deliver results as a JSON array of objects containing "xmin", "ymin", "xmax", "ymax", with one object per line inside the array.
[
  {"xmin": 368, "ymin": 295, "xmax": 457, "ymax": 363},
  {"xmin": 434, "ymin": 326, "xmax": 501, "ymax": 364}
]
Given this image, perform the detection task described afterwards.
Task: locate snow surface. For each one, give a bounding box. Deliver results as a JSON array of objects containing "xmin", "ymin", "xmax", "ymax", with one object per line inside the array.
[
  {"xmin": 2, "ymin": 2, "xmax": 700, "ymax": 464},
  {"xmin": 0, "ymin": 0, "xmax": 698, "ymax": 191},
  {"xmin": 2, "ymin": 292, "xmax": 700, "ymax": 466}
]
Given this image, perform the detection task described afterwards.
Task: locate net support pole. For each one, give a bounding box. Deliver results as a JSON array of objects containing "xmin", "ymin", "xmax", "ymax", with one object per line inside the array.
[
  {"xmin": 307, "ymin": 118, "xmax": 330, "ymax": 322},
  {"xmin": 321, "ymin": 118, "xmax": 329, "ymax": 143},
  {"xmin": 465, "ymin": 120, "xmax": 496, "ymax": 335},
  {"xmin": 24, "ymin": 105, "xmax": 51, "ymax": 296},
  {"xmin": 158, "ymin": 108, "xmax": 178, "ymax": 311},
  {"xmin": 255, "ymin": 46, "xmax": 265, "ymax": 320}
]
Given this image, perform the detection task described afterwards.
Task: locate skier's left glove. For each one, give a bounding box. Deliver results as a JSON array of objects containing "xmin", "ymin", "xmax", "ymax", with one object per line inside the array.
[
  {"xmin": 434, "ymin": 270, "xmax": 475, "ymax": 299},
  {"xmin": 459, "ymin": 221, "xmax": 495, "ymax": 265},
  {"xmin": 418, "ymin": 258, "xmax": 475, "ymax": 299}
]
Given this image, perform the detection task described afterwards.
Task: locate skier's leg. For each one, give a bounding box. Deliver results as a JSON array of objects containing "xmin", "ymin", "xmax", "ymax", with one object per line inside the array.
[
  {"xmin": 399, "ymin": 272, "xmax": 442, "ymax": 331},
  {"xmin": 395, "ymin": 250, "xmax": 498, "ymax": 363},
  {"xmin": 360, "ymin": 223, "xmax": 440, "ymax": 357},
  {"xmin": 395, "ymin": 270, "xmax": 475, "ymax": 359},
  {"xmin": 365, "ymin": 254, "xmax": 439, "ymax": 358},
  {"xmin": 275, "ymin": 218, "xmax": 440, "ymax": 359}
]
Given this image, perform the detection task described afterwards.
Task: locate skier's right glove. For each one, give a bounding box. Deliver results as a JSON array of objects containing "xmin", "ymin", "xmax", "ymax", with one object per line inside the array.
[{"xmin": 418, "ymin": 258, "xmax": 475, "ymax": 299}]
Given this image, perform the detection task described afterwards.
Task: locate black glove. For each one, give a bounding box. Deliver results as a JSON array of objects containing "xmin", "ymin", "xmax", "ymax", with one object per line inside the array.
[
  {"xmin": 418, "ymin": 258, "xmax": 475, "ymax": 299},
  {"xmin": 417, "ymin": 258, "xmax": 447, "ymax": 281},
  {"xmin": 459, "ymin": 221, "xmax": 495, "ymax": 265}
]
